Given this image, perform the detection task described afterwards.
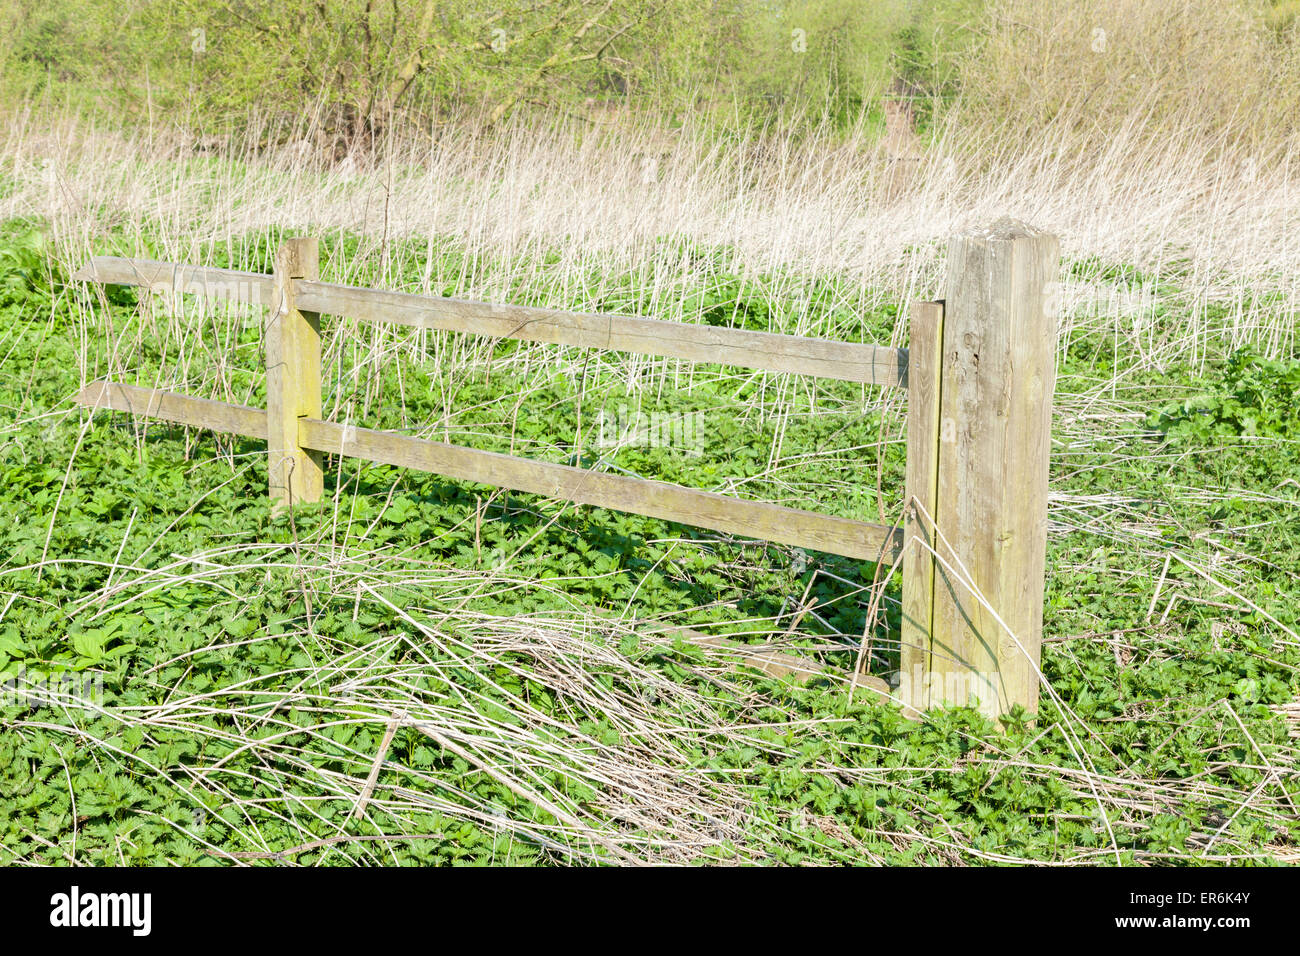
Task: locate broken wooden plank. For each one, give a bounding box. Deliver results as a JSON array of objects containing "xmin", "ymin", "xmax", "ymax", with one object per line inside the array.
[{"xmin": 664, "ymin": 626, "xmax": 891, "ymax": 695}]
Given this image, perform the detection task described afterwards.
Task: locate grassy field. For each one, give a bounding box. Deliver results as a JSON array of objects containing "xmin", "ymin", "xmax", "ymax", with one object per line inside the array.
[{"xmin": 0, "ymin": 110, "xmax": 1298, "ymax": 865}]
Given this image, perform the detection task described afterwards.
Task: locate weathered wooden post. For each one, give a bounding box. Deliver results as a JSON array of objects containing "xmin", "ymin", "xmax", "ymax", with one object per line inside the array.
[
  {"xmin": 900, "ymin": 300, "xmax": 945, "ymax": 717},
  {"xmin": 267, "ymin": 237, "xmax": 323, "ymax": 510},
  {"xmin": 901, "ymin": 219, "xmax": 1059, "ymax": 719}
]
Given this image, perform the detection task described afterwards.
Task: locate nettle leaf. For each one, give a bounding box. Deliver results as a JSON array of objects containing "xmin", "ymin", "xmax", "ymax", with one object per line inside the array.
[
  {"xmin": 71, "ymin": 629, "xmax": 107, "ymax": 661},
  {"xmin": 223, "ymin": 615, "xmax": 258, "ymax": 639},
  {"xmin": 383, "ymin": 496, "xmax": 416, "ymax": 524}
]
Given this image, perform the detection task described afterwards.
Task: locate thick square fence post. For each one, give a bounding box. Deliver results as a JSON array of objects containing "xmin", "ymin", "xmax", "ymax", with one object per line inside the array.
[{"xmin": 905, "ymin": 219, "xmax": 1059, "ymax": 719}]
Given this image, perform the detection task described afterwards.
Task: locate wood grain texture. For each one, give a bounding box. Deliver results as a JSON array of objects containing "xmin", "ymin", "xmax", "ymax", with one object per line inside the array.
[
  {"xmin": 929, "ymin": 218, "xmax": 1058, "ymax": 718},
  {"xmin": 899, "ymin": 301, "xmax": 945, "ymax": 715},
  {"xmin": 71, "ymin": 257, "xmax": 275, "ymax": 307},
  {"xmin": 266, "ymin": 239, "xmax": 323, "ymax": 510},
  {"xmin": 299, "ymin": 418, "xmax": 903, "ymax": 562},
  {"xmin": 73, "ymin": 381, "xmax": 900, "ymax": 562},
  {"xmin": 72, "ymin": 256, "xmax": 908, "ymax": 385},
  {"xmin": 293, "ymin": 280, "xmax": 909, "ymax": 386},
  {"xmin": 76, "ymin": 381, "xmax": 268, "ymax": 439}
]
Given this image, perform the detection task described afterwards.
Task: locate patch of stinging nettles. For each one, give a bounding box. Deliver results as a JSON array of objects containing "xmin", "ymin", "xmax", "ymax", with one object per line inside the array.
[
  {"xmin": 1, "ymin": 229, "xmax": 1298, "ymax": 865},
  {"xmin": 1147, "ymin": 348, "xmax": 1300, "ymax": 444}
]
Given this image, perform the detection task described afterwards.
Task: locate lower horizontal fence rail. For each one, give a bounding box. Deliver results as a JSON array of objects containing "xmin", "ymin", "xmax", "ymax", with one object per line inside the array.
[
  {"xmin": 78, "ymin": 381, "xmax": 269, "ymax": 439},
  {"xmin": 301, "ymin": 418, "xmax": 901, "ymax": 561},
  {"xmin": 77, "ymin": 381, "xmax": 902, "ymax": 562}
]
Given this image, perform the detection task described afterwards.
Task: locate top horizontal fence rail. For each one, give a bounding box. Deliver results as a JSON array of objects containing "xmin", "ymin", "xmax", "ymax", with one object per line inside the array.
[{"xmin": 72, "ymin": 256, "xmax": 910, "ymax": 387}]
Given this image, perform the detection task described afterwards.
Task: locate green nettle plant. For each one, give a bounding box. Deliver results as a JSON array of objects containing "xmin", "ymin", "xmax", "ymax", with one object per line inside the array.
[
  {"xmin": 0, "ymin": 219, "xmax": 1296, "ymax": 865},
  {"xmin": 1148, "ymin": 349, "xmax": 1300, "ymax": 443}
]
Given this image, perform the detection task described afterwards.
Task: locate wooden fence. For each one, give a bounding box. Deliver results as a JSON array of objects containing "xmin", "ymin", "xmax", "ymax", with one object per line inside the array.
[{"xmin": 71, "ymin": 218, "xmax": 1059, "ymax": 718}]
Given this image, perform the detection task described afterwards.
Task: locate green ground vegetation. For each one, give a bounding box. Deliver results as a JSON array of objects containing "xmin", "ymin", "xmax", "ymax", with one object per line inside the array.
[{"xmin": 0, "ymin": 222, "xmax": 1297, "ymax": 864}]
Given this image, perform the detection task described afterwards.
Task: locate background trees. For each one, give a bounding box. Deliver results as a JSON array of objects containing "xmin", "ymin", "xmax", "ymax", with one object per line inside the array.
[
  {"xmin": 1, "ymin": 0, "xmax": 1296, "ymax": 153},
  {"xmin": 0, "ymin": 1, "xmax": 977, "ymax": 138}
]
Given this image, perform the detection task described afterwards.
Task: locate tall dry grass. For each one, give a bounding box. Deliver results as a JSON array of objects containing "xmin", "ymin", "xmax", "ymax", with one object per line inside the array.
[{"xmin": 3, "ymin": 97, "xmax": 1297, "ymax": 368}]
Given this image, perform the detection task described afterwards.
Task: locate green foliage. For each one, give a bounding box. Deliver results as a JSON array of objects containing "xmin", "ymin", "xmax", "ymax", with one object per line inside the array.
[
  {"xmin": 1148, "ymin": 349, "xmax": 1300, "ymax": 443},
  {"xmin": 0, "ymin": 224, "xmax": 56, "ymax": 307},
  {"xmin": 0, "ymin": 0, "xmax": 985, "ymax": 135},
  {"xmin": 887, "ymin": 0, "xmax": 983, "ymax": 127},
  {"xmin": 1, "ymin": 227, "xmax": 1298, "ymax": 866}
]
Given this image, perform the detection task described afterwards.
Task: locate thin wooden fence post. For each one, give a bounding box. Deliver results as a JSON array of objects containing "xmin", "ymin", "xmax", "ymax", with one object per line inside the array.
[
  {"xmin": 267, "ymin": 237, "xmax": 323, "ymax": 510},
  {"xmin": 926, "ymin": 218, "xmax": 1059, "ymax": 719},
  {"xmin": 900, "ymin": 301, "xmax": 944, "ymax": 717}
]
